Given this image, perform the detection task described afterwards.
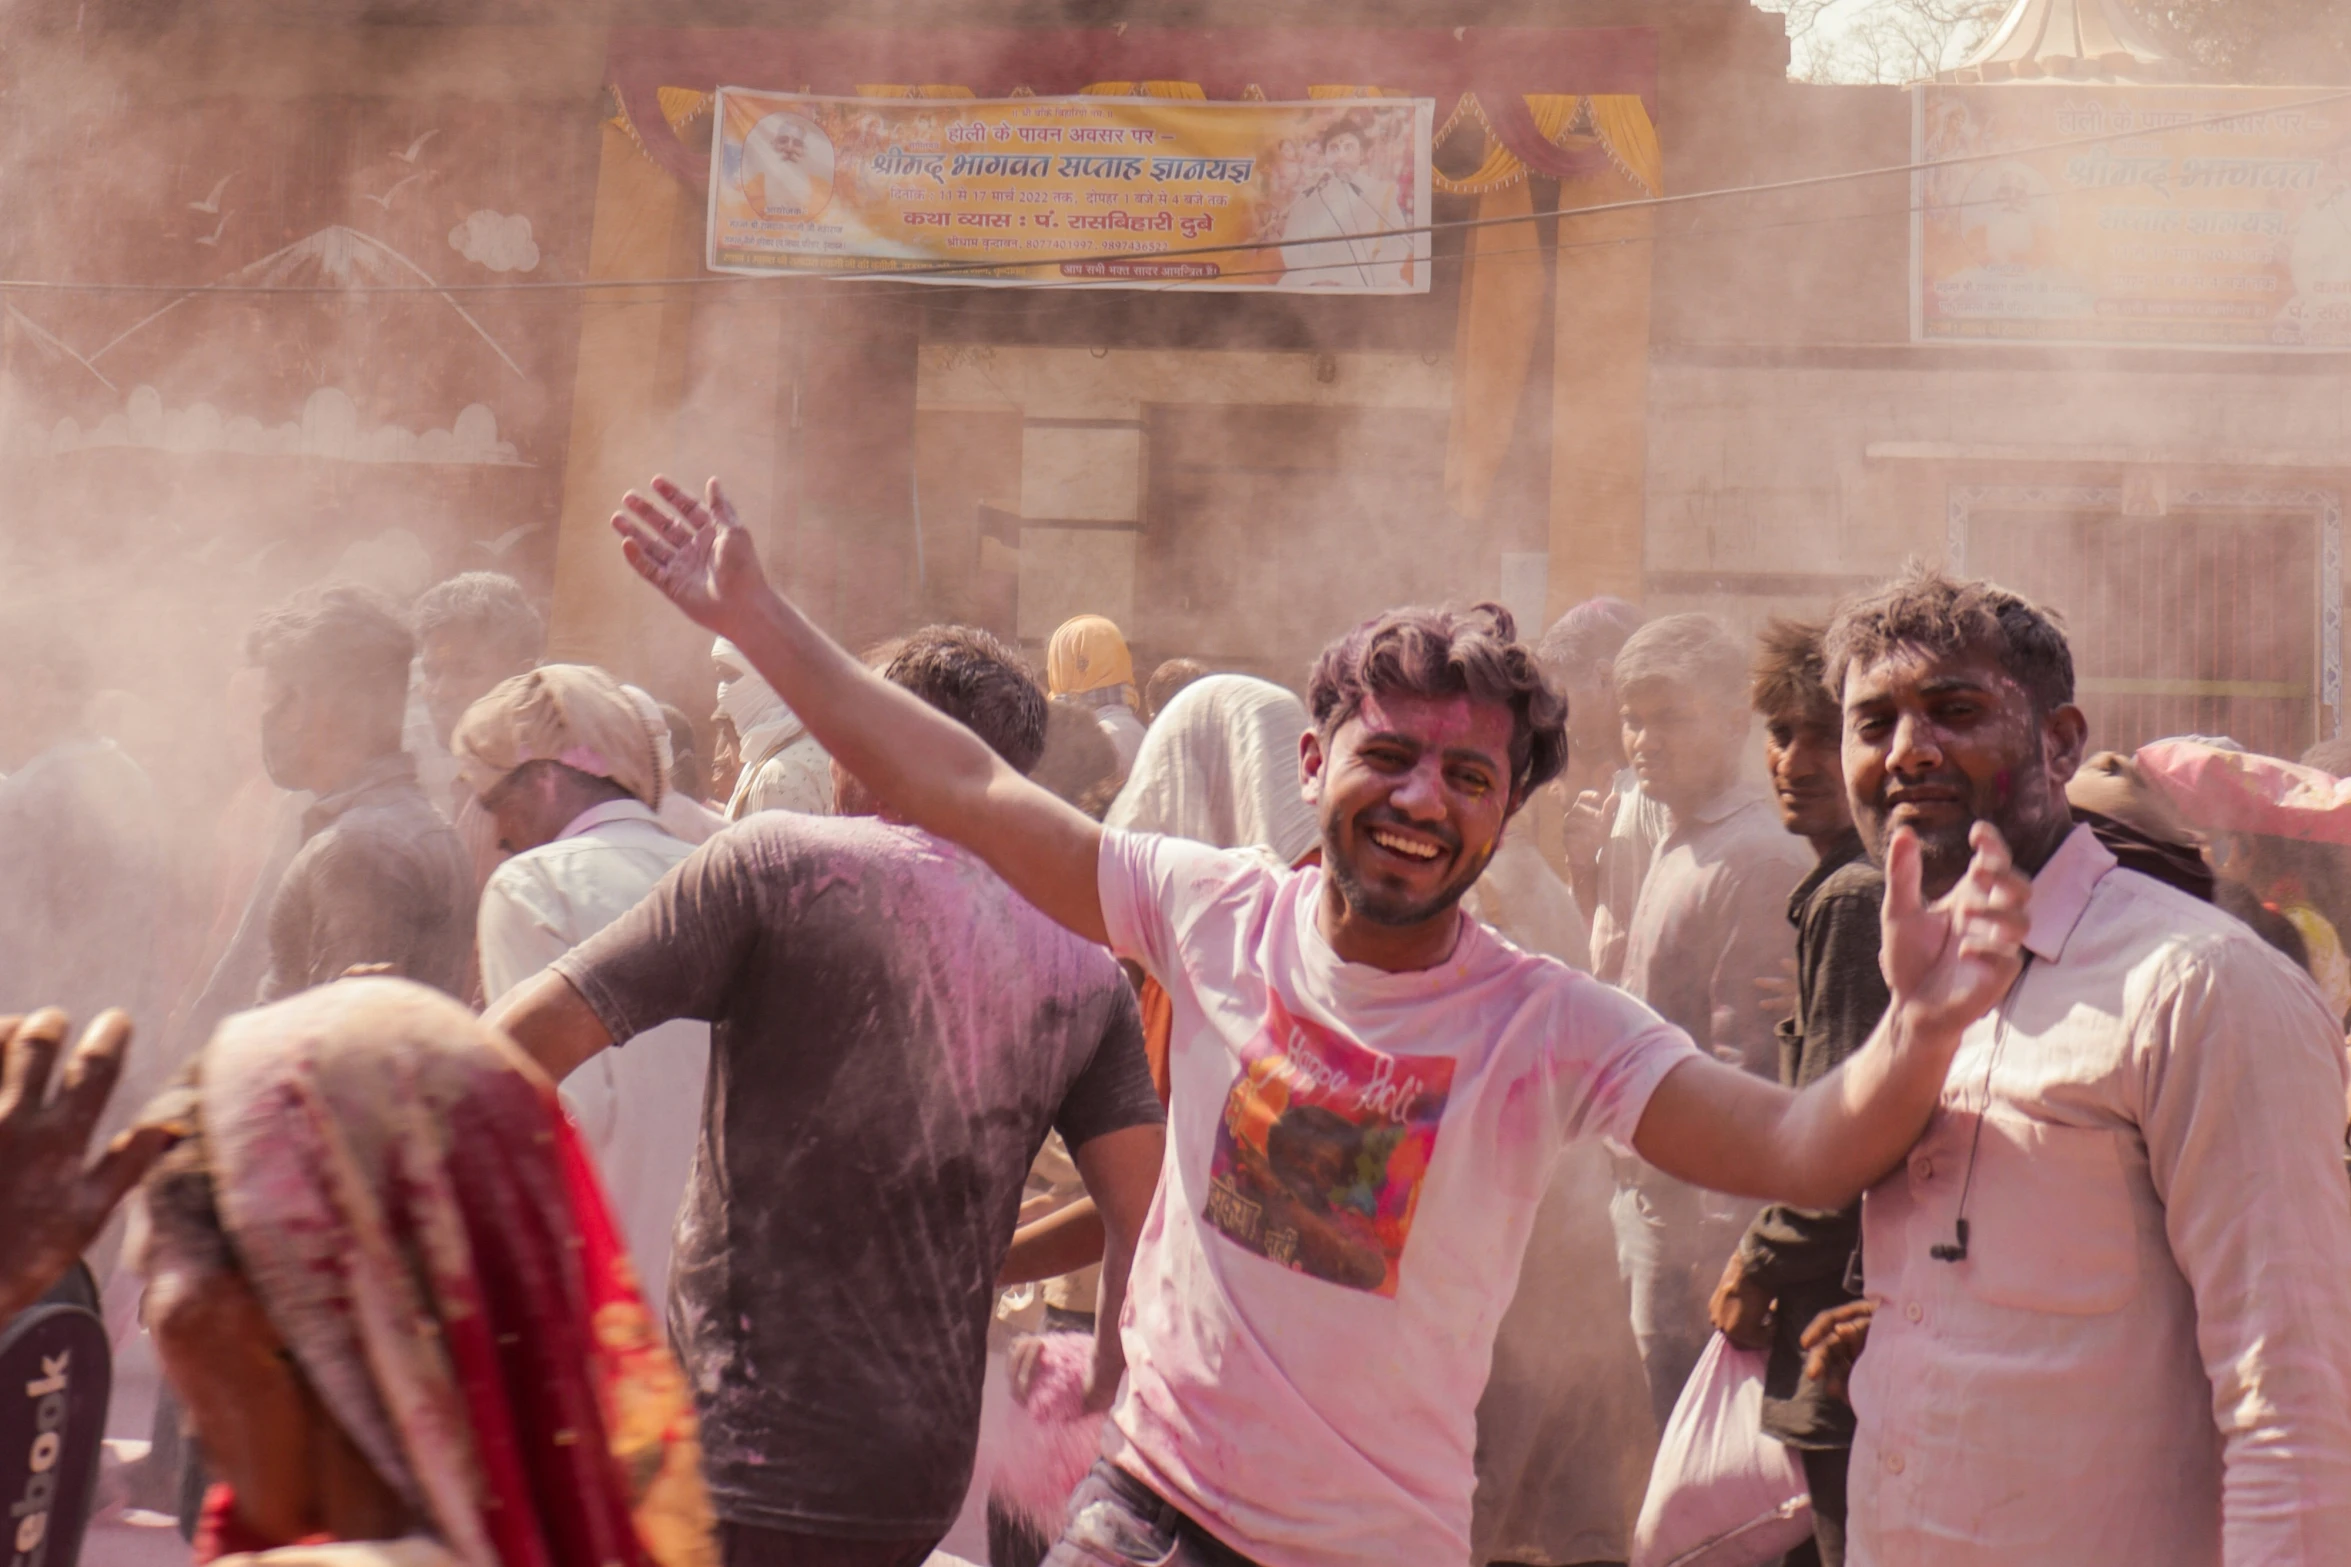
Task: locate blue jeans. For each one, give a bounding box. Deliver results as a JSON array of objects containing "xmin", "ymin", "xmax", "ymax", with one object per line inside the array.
[
  {"xmin": 1611, "ymin": 1174, "xmax": 1745, "ymax": 1432},
  {"xmin": 1041, "ymin": 1462, "xmax": 1264, "ymax": 1567}
]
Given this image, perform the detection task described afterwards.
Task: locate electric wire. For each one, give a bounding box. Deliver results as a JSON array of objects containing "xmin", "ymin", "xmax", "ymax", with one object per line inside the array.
[{"xmin": 0, "ymin": 84, "xmax": 2341, "ymax": 301}]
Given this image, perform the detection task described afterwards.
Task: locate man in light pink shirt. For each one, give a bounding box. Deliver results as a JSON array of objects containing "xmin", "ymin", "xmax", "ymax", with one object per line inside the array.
[
  {"xmin": 1824, "ymin": 566, "xmax": 2351, "ymax": 1566},
  {"xmin": 603, "ymin": 474, "xmax": 2035, "ymax": 1567}
]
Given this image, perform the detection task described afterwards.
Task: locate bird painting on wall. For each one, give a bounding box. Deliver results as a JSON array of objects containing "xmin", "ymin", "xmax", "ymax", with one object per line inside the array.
[
  {"xmin": 194, "ymin": 210, "xmax": 233, "ymax": 247},
  {"xmin": 473, "ymin": 523, "xmax": 545, "ymax": 561},
  {"xmin": 189, "ymin": 172, "xmax": 236, "ymax": 214},
  {"xmin": 361, "ymin": 172, "xmax": 427, "ymax": 212},
  {"xmin": 392, "ymin": 129, "xmax": 439, "ymax": 166}
]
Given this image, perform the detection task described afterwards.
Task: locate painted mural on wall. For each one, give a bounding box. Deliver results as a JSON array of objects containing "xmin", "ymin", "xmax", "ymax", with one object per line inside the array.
[
  {"xmin": 1914, "ymin": 84, "xmax": 2351, "ymax": 350},
  {"xmin": 0, "ymin": 87, "xmax": 600, "ymax": 598},
  {"xmin": 707, "ymin": 91, "xmax": 1433, "ymax": 293}
]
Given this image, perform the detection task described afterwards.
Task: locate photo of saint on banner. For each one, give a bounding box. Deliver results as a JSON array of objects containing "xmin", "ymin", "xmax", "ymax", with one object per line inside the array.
[{"xmin": 705, "ymin": 88, "xmax": 1434, "ymax": 293}]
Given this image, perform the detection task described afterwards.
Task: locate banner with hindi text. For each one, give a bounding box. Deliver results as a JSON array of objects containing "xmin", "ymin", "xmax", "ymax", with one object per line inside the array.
[
  {"xmin": 706, "ymin": 89, "xmax": 1433, "ymax": 292},
  {"xmin": 1913, "ymin": 84, "xmax": 2351, "ymax": 350}
]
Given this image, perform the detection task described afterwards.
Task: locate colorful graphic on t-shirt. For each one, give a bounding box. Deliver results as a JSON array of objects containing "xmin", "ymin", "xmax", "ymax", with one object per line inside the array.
[{"xmin": 1201, "ymin": 990, "xmax": 1455, "ymax": 1297}]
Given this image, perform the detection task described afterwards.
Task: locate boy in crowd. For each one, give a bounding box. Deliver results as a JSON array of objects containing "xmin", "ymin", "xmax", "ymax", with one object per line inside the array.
[
  {"xmin": 1708, "ymin": 620, "xmax": 1886, "ymax": 1567},
  {"xmin": 1609, "ymin": 612, "xmax": 1811, "ymax": 1425}
]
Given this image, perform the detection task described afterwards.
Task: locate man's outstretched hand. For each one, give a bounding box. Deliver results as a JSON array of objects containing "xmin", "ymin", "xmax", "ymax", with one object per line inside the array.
[
  {"xmin": 1880, "ymin": 821, "xmax": 2032, "ymax": 1038},
  {"xmin": 0, "ymin": 1009, "xmax": 176, "ymax": 1321},
  {"xmin": 612, "ymin": 475, "xmax": 773, "ymax": 639}
]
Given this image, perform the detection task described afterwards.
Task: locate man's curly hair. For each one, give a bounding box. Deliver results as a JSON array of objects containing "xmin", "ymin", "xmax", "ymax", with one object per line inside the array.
[
  {"xmin": 1306, "ymin": 603, "xmax": 1569, "ymax": 803},
  {"xmin": 1824, "ymin": 562, "xmax": 2074, "ymax": 715},
  {"xmin": 881, "ymin": 625, "xmax": 1049, "ymax": 777}
]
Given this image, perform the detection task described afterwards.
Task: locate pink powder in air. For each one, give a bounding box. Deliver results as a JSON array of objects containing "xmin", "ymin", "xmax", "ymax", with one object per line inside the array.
[{"xmin": 985, "ymin": 1332, "xmax": 1106, "ymax": 1535}]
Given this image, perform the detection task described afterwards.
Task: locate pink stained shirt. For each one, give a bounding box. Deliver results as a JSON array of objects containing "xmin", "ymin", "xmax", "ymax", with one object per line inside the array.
[
  {"xmin": 1850, "ymin": 824, "xmax": 2351, "ymax": 1566},
  {"xmin": 1096, "ymin": 828, "xmax": 1700, "ymax": 1567}
]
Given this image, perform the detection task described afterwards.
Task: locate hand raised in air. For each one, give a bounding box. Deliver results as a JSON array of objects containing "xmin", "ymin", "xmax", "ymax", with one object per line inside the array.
[
  {"xmin": 611, "ymin": 475, "xmax": 772, "ymax": 638},
  {"xmin": 0, "ymin": 1009, "xmax": 175, "ymax": 1321}
]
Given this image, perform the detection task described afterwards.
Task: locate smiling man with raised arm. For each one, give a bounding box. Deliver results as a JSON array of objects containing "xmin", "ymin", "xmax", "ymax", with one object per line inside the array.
[{"xmin": 597, "ymin": 476, "xmax": 2031, "ymax": 1567}]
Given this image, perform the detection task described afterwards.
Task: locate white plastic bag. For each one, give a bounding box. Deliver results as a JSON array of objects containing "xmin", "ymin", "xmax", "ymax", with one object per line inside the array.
[{"xmin": 1629, "ymin": 1333, "xmax": 1814, "ymax": 1567}]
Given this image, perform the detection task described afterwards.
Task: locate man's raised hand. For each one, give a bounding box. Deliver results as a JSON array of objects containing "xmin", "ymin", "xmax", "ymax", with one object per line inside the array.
[
  {"xmin": 611, "ymin": 475, "xmax": 772, "ymax": 637},
  {"xmin": 1880, "ymin": 820, "xmax": 2032, "ymax": 1038},
  {"xmin": 0, "ymin": 1008, "xmax": 176, "ymax": 1321}
]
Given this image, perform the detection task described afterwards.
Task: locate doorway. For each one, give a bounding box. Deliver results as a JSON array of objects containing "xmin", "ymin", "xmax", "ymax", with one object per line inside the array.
[{"xmin": 1953, "ymin": 485, "xmax": 2342, "ymax": 759}]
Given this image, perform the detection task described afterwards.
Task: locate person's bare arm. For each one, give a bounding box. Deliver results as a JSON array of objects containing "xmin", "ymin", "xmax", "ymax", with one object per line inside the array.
[
  {"xmin": 1, "ymin": 1009, "xmax": 175, "ymax": 1321},
  {"xmin": 484, "ymin": 969, "xmax": 614, "ymax": 1084},
  {"xmin": 1633, "ymin": 823, "xmax": 2030, "ymax": 1211},
  {"xmin": 1001, "ymin": 1196, "xmax": 1108, "ymax": 1287},
  {"xmin": 1067, "ymin": 1123, "xmax": 1164, "ymax": 1411},
  {"xmin": 612, "ymin": 475, "xmax": 1108, "ymax": 945}
]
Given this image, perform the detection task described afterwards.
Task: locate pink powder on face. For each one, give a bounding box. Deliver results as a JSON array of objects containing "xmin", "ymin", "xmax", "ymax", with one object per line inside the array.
[{"xmin": 1349, "ymin": 690, "xmax": 1514, "ymax": 760}]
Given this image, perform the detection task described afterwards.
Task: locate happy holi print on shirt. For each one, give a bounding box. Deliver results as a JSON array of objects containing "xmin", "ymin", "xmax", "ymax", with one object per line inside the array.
[{"xmin": 1202, "ymin": 990, "xmax": 1454, "ymax": 1297}]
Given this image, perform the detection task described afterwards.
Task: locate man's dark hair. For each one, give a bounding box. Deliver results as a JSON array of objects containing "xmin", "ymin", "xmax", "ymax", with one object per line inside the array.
[
  {"xmin": 1144, "ymin": 658, "xmax": 1213, "ymax": 722},
  {"xmin": 1266, "ymin": 1103, "xmax": 1363, "ymax": 1198},
  {"xmin": 1034, "ymin": 698, "xmax": 1124, "ymax": 817},
  {"xmin": 1750, "ymin": 617, "xmax": 1836, "ymax": 724},
  {"xmin": 882, "ymin": 625, "xmax": 1049, "ymax": 776},
  {"xmin": 1823, "ymin": 562, "xmax": 2074, "ymax": 714},
  {"xmin": 1306, "ymin": 603, "xmax": 1568, "ymax": 803},
  {"xmin": 246, "ymin": 584, "xmax": 415, "ymax": 738},
  {"xmin": 1314, "ymin": 111, "xmax": 1376, "ymax": 149},
  {"xmin": 411, "ymin": 571, "xmax": 544, "ymax": 664},
  {"xmin": 140, "ymin": 1119, "xmax": 234, "ymax": 1278},
  {"xmin": 1536, "ymin": 597, "xmax": 1645, "ymax": 682},
  {"xmin": 2303, "ymin": 736, "xmax": 2351, "ymax": 778}
]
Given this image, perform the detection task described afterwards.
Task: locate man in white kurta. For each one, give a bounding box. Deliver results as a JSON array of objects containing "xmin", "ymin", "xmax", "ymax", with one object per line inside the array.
[
  {"xmin": 715, "ymin": 635, "xmax": 835, "ymax": 820},
  {"xmin": 478, "ymin": 795, "xmax": 706, "ymax": 1307},
  {"xmin": 455, "ymin": 663, "xmax": 710, "ymax": 1309}
]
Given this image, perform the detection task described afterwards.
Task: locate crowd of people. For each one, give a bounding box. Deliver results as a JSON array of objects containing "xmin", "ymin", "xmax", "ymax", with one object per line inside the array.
[{"xmin": 5, "ymin": 467, "xmax": 2351, "ymax": 1567}]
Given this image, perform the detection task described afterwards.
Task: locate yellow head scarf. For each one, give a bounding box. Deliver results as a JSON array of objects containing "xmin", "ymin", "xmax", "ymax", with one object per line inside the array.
[{"xmin": 1047, "ymin": 614, "xmax": 1135, "ymax": 698}]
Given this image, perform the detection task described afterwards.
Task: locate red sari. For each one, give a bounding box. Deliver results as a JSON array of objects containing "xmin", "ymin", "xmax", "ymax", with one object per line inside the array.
[{"xmin": 194, "ymin": 978, "xmax": 714, "ymax": 1567}]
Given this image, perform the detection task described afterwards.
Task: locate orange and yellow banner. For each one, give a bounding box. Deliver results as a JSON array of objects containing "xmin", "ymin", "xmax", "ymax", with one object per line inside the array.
[
  {"xmin": 1915, "ymin": 84, "xmax": 2351, "ymax": 350},
  {"xmin": 707, "ymin": 89, "xmax": 1433, "ymax": 292}
]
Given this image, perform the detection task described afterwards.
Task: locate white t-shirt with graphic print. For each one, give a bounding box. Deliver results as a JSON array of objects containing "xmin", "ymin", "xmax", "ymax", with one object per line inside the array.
[{"xmin": 1096, "ymin": 828, "xmax": 1698, "ymax": 1567}]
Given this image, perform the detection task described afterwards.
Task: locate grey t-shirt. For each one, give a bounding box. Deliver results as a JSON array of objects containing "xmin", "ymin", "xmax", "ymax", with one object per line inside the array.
[
  {"xmin": 262, "ymin": 752, "xmax": 474, "ymax": 1003},
  {"xmin": 1618, "ymin": 783, "xmax": 1811, "ymax": 1076},
  {"xmin": 553, "ymin": 812, "xmax": 1159, "ymax": 1538}
]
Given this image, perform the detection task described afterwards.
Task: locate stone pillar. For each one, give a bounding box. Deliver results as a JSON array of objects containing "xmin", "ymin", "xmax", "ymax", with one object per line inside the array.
[
  {"xmin": 1546, "ymin": 173, "xmax": 1654, "ymax": 616},
  {"xmin": 546, "ymin": 122, "xmax": 699, "ymax": 680},
  {"xmin": 789, "ymin": 286, "xmax": 921, "ymax": 654},
  {"xmin": 1444, "ymin": 174, "xmax": 1546, "ymax": 522}
]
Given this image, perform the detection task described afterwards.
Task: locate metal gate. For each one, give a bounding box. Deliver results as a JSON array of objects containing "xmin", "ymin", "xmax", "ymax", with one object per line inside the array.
[{"xmin": 1952, "ymin": 485, "xmax": 2343, "ymax": 760}]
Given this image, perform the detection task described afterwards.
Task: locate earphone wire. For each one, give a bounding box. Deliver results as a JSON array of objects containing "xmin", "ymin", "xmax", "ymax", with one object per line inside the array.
[{"xmin": 1936, "ymin": 952, "xmax": 2035, "ymax": 1262}]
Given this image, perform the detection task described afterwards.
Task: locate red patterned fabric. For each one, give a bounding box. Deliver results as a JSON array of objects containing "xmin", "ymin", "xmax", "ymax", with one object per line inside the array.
[{"xmin": 195, "ymin": 979, "xmax": 714, "ymax": 1567}]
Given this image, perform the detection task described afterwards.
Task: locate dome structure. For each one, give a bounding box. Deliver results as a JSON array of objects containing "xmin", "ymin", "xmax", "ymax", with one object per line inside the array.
[{"xmin": 1941, "ymin": 0, "xmax": 2188, "ymax": 83}]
